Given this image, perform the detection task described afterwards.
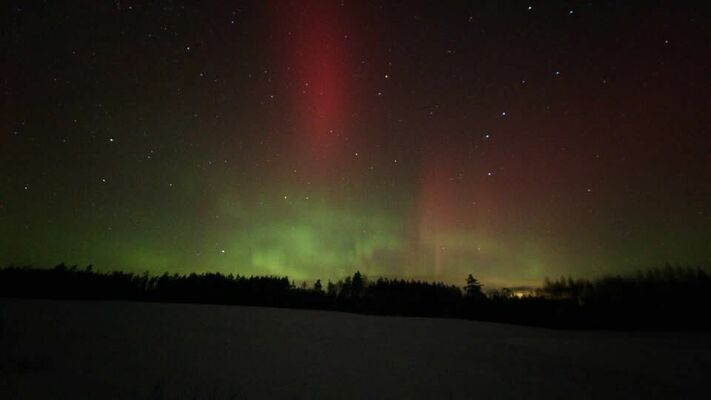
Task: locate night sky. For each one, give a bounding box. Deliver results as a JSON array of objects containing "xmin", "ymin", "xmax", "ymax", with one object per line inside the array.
[{"xmin": 3, "ymin": 1, "xmax": 711, "ymax": 286}]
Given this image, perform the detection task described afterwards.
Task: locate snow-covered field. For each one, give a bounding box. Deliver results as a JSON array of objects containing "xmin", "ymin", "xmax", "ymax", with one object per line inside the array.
[{"xmin": 1, "ymin": 299, "xmax": 709, "ymax": 399}]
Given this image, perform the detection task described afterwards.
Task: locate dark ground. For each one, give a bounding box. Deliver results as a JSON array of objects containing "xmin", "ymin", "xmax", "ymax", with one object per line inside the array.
[{"xmin": 1, "ymin": 298, "xmax": 709, "ymax": 399}]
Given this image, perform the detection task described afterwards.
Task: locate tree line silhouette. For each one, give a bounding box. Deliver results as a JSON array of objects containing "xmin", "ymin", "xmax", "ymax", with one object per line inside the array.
[{"xmin": 1, "ymin": 263, "xmax": 709, "ymax": 330}]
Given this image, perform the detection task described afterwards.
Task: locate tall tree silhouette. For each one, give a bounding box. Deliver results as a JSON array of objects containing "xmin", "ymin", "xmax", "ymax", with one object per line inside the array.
[
  {"xmin": 351, "ymin": 271, "xmax": 364, "ymax": 299},
  {"xmin": 465, "ymin": 274, "xmax": 484, "ymax": 298}
]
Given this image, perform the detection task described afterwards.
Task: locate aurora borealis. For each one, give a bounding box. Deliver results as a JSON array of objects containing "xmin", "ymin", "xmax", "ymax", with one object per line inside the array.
[{"xmin": 3, "ymin": 1, "xmax": 710, "ymax": 286}]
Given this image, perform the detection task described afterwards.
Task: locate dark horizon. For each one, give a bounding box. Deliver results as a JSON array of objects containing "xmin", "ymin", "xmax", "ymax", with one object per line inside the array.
[
  {"xmin": 3, "ymin": 262, "xmax": 711, "ymax": 331},
  {"xmin": 5, "ymin": 260, "xmax": 711, "ymax": 290}
]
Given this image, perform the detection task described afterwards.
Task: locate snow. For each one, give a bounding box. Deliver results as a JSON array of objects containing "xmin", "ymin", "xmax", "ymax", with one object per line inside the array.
[{"xmin": 1, "ymin": 299, "xmax": 709, "ymax": 399}]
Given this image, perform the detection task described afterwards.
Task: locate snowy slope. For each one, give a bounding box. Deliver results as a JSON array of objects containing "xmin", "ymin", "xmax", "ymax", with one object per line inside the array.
[{"xmin": 1, "ymin": 299, "xmax": 709, "ymax": 399}]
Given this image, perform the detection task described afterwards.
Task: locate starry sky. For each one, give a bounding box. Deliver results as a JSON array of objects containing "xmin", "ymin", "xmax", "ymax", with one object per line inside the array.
[{"xmin": 3, "ymin": 1, "xmax": 711, "ymax": 286}]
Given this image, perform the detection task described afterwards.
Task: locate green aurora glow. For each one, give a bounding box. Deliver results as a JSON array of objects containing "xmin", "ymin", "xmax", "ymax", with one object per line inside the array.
[{"xmin": 3, "ymin": 2, "xmax": 711, "ymax": 286}]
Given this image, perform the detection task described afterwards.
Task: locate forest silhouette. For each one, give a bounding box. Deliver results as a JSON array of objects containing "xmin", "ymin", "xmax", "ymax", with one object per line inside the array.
[{"xmin": 1, "ymin": 263, "xmax": 709, "ymax": 330}]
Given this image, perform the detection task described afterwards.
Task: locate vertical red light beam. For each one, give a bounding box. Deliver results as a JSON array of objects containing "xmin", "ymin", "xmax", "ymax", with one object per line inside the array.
[
  {"xmin": 274, "ymin": 1, "xmax": 350, "ymax": 162},
  {"xmin": 417, "ymin": 155, "xmax": 457, "ymax": 277},
  {"xmin": 415, "ymin": 147, "xmax": 496, "ymax": 279}
]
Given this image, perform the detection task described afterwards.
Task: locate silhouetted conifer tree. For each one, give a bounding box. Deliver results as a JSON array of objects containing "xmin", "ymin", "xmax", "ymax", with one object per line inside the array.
[
  {"xmin": 351, "ymin": 271, "xmax": 364, "ymax": 299},
  {"xmin": 465, "ymin": 274, "xmax": 484, "ymax": 298},
  {"xmin": 326, "ymin": 280, "xmax": 336, "ymax": 297}
]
